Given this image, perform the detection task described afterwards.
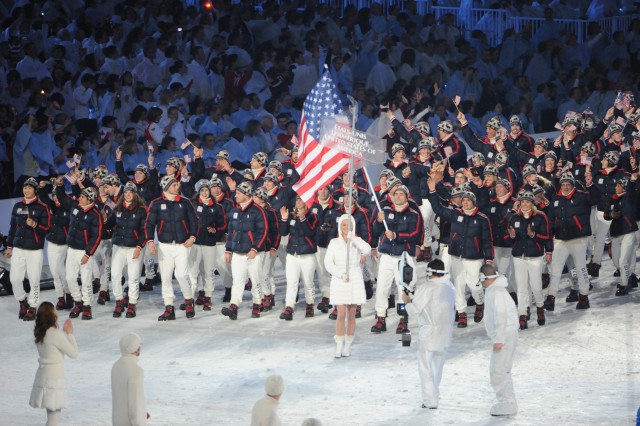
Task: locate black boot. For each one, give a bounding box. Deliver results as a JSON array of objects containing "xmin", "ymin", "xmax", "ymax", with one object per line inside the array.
[
  {"xmin": 519, "ymin": 315, "xmax": 528, "ymax": 330},
  {"xmin": 388, "ymin": 294, "xmax": 395, "ymax": 308},
  {"xmin": 474, "ymin": 304, "xmax": 484, "ymax": 323},
  {"xmin": 371, "ymin": 316, "xmax": 386, "ymax": 333},
  {"xmin": 615, "ymin": 286, "xmax": 628, "ymax": 296},
  {"xmin": 81, "ymin": 305, "xmax": 92, "ymax": 320},
  {"xmin": 576, "ymin": 294, "xmax": 590, "ymax": 309},
  {"xmin": 64, "ymin": 293, "xmax": 74, "ymax": 310},
  {"xmin": 364, "ymin": 280, "xmax": 373, "ymax": 300},
  {"xmin": 467, "ymin": 295, "xmax": 476, "ymax": 307},
  {"xmin": 184, "ymin": 299, "xmax": 195, "ymax": 318},
  {"xmin": 69, "ymin": 301, "xmax": 83, "ymax": 318},
  {"xmin": 222, "ymin": 304, "xmax": 238, "ymax": 320},
  {"xmin": 537, "ymin": 307, "xmax": 545, "ymax": 326},
  {"xmin": 158, "ymin": 305, "xmax": 176, "ymax": 321},
  {"xmin": 543, "ymin": 295, "xmax": 555, "ymax": 311},
  {"xmin": 222, "ymin": 287, "xmax": 232, "ymax": 303},
  {"xmin": 565, "ymin": 289, "xmax": 579, "ymax": 302}
]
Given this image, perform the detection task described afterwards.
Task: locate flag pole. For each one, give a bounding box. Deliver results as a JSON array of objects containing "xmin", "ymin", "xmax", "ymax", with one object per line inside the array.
[{"xmin": 345, "ymin": 95, "xmax": 357, "ymax": 279}]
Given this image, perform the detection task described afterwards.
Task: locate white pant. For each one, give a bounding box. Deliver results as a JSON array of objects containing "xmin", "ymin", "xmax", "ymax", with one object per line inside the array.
[
  {"xmin": 586, "ymin": 206, "xmax": 596, "ymax": 259},
  {"xmin": 158, "ymin": 242, "xmax": 193, "ymax": 305},
  {"xmin": 490, "ymin": 336, "xmax": 518, "ymax": 408},
  {"xmin": 438, "ymin": 244, "xmax": 452, "ymax": 272},
  {"xmin": 10, "ymin": 247, "xmax": 43, "ymax": 306},
  {"xmin": 374, "ymin": 253, "xmax": 402, "ymax": 317},
  {"xmin": 213, "ymin": 244, "xmax": 232, "ymax": 288},
  {"xmin": 285, "ymin": 253, "xmax": 317, "ymax": 307},
  {"xmin": 591, "ymin": 210, "xmax": 611, "ymax": 265},
  {"xmin": 66, "ymin": 247, "xmax": 96, "ymax": 305},
  {"xmin": 260, "ymin": 251, "xmax": 275, "ymax": 297},
  {"xmin": 450, "ymin": 256, "xmax": 484, "ymax": 313},
  {"xmin": 94, "ymin": 239, "xmax": 112, "ymax": 290},
  {"xmin": 611, "ymin": 233, "xmax": 637, "ymax": 287},
  {"xmin": 189, "ymin": 244, "xmax": 217, "ymax": 296},
  {"xmin": 315, "ymin": 247, "xmax": 330, "ymax": 298},
  {"xmin": 141, "ymin": 244, "xmax": 158, "ymax": 281},
  {"xmin": 230, "ymin": 251, "xmax": 264, "ymax": 306},
  {"xmin": 111, "ymin": 245, "xmax": 142, "ymax": 303},
  {"xmin": 47, "ymin": 242, "xmax": 69, "ymax": 297},
  {"xmin": 420, "ymin": 198, "xmax": 438, "ymax": 247},
  {"xmin": 494, "ymin": 247, "xmax": 514, "ymax": 293},
  {"xmin": 512, "ymin": 256, "xmax": 545, "ymax": 315},
  {"xmin": 548, "ymin": 237, "xmax": 590, "ymax": 296},
  {"xmin": 417, "ymin": 345, "xmax": 447, "ymax": 407}
]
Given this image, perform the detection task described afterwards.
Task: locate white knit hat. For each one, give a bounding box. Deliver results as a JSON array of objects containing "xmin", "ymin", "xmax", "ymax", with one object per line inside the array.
[
  {"xmin": 264, "ymin": 374, "xmax": 284, "ymax": 396},
  {"xmin": 119, "ymin": 332, "xmax": 141, "ymax": 355}
]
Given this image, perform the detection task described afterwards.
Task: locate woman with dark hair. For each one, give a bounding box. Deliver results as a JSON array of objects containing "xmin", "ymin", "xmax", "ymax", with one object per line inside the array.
[{"xmin": 29, "ymin": 301, "xmax": 78, "ymax": 426}]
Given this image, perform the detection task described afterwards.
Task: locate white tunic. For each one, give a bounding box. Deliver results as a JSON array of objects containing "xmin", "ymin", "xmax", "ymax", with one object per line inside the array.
[
  {"xmin": 29, "ymin": 328, "xmax": 78, "ymax": 410},
  {"xmin": 111, "ymin": 355, "xmax": 147, "ymax": 426},
  {"xmin": 324, "ymin": 235, "xmax": 372, "ymax": 305}
]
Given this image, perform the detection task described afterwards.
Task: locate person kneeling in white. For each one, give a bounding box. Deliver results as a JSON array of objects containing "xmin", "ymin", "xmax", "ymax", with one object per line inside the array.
[
  {"xmin": 111, "ymin": 333, "xmax": 148, "ymax": 426},
  {"xmin": 479, "ymin": 264, "xmax": 519, "ymax": 416},
  {"xmin": 324, "ymin": 214, "xmax": 371, "ymax": 357},
  {"xmin": 251, "ymin": 374, "xmax": 284, "ymax": 426},
  {"xmin": 402, "ymin": 259, "xmax": 455, "ymax": 409}
]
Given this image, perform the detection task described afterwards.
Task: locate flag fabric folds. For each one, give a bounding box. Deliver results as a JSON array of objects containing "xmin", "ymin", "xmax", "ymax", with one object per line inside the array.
[{"xmin": 293, "ymin": 72, "xmax": 349, "ymax": 207}]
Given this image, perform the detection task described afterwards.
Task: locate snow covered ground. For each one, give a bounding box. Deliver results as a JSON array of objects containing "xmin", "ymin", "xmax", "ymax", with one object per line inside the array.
[{"xmin": 2, "ymin": 255, "xmax": 639, "ymax": 426}]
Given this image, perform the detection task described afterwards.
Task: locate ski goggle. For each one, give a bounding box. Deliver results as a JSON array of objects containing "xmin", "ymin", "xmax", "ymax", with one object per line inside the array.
[
  {"xmin": 477, "ymin": 273, "xmax": 499, "ymax": 286},
  {"xmin": 426, "ymin": 268, "xmax": 448, "ymax": 275}
]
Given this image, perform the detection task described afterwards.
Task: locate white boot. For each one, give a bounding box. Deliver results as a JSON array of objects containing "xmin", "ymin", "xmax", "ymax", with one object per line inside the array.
[
  {"xmin": 342, "ymin": 335, "xmax": 354, "ymax": 357},
  {"xmin": 334, "ymin": 335, "xmax": 344, "ymax": 358}
]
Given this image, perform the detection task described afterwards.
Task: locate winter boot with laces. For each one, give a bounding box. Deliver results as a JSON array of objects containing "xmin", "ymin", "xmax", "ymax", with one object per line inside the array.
[
  {"xmin": 69, "ymin": 301, "xmax": 83, "ymax": 318},
  {"xmin": 467, "ymin": 295, "xmax": 476, "ymax": 306},
  {"xmin": 396, "ymin": 317, "xmax": 409, "ymax": 334},
  {"xmin": 113, "ymin": 300, "xmax": 126, "ymax": 318},
  {"xmin": 615, "ymin": 285, "xmax": 629, "ymax": 296},
  {"xmin": 125, "ymin": 304, "xmax": 137, "ymax": 318},
  {"xmin": 457, "ymin": 312, "xmax": 468, "ymax": 328},
  {"xmin": 56, "ymin": 297, "xmax": 66, "ymax": 311},
  {"xmin": 184, "ymin": 299, "xmax": 195, "ymax": 318},
  {"xmin": 328, "ymin": 307, "xmax": 338, "ymax": 320},
  {"xmin": 244, "ymin": 280, "xmax": 252, "ymax": 291},
  {"xmin": 280, "ymin": 306, "xmax": 293, "ymax": 321},
  {"xmin": 97, "ymin": 290, "xmax": 107, "ymax": 305},
  {"xmin": 195, "ymin": 290, "xmax": 205, "ymax": 305},
  {"xmin": 355, "ymin": 305, "xmax": 361, "ymax": 318},
  {"xmin": 519, "ymin": 315, "xmax": 528, "ymax": 330},
  {"xmin": 316, "ymin": 297, "xmax": 331, "ymax": 313},
  {"xmin": 158, "ymin": 305, "xmax": 176, "ymax": 321},
  {"xmin": 537, "ymin": 307, "xmax": 545, "ymax": 325},
  {"xmin": 222, "ymin": 287, "xmax": 231, "ymax": 303},
  {"xmin": 81, "ymin": 305, "xmax": 92, "ymax": 320},
  {"xmin": 565, "ymin": 289, "xmax": 579, "ymax": 303},
  {"xmin": 371, "ymin": 316, "xmax": 387, "ymax": 333},
  {"xmin": 305, "ymin": 303, "xmax": 314, "ymax": 317},
  {"xmin": 474, "ymin": 304, "xmax": 485, "ymax": 323},
  {"xmin": 23, "ymin": 306, "xmax": 36, "ymax": 321},
  {"xmin": 251, "ymin": 303, "xmax": 261, "ymax": 318},
  {"xmin": 543, "ymin": 295, "xmax": 555, "ymax": 311},
  {"xmin": 203, "ymin": 296, "xmax": 212, "ymax": 311},
  {"xmin": 576, "ymin": 294, "xmax": 590, "ymax": 310},
  {"xmin": 221, "ymin": 304, "xmax": 238, "ymax": 320},
  {"xmin": 629, "ymin": 274, "xmax": 639, "ymax": 288}
]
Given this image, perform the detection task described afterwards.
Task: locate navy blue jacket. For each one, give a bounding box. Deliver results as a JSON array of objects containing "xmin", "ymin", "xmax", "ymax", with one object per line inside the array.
[
  {"xmin": 594, "ymin": 167, "xmax": 629, "ymax": 211},
  {"xmin": 225, "ymin": 201, "xmax": 268, "ymax": 253},
  {"xmin": 428, "ymin": 190, "xmax": 494, "ymax": 261},
  {"xmin": 263, "ymin": 204, "xmax": 280, "ymax": 251},
  {"xmin": 508, "ymin": 210, "xmax": 553, "ymax": 257},
  {"xmin": 311, "ymin": 198, "xmax": 342, "ymax": 248},
  {"xmin": 547, "ymin": 185, "xmax": 600, "ymax": 241},
  {"xmin": 485, "ymin": 197, "xmax": 515, "ymax": 248},
  {"xmin": 192, "ymin": 198, "xmax": 227, "ymax": 246},
  {"xmin": 42, "ymin": 185, "xmax": 74, "ymax": 246},
  {"xmin": 145, "ymin": 194, "xmax": 199, "ymax": 244},
  {"xmin": 604, "ymin": 181, "xmax": 638, "ymax": 237},
  {"xmin": 108, "ymin": 202, "xmax": 147, "ymax": 248},
  {"xmin": 280, "ymin": 210, "xmax": 318, "ymax": 255},
  {"xmin": 373, "ymin": 204, "xmax": 423, "ymax": 256},
  {"xmin": 7, "ymin": 198, "xmax": 51, "ymax": 250},
  {"xmin": 66, "ymin": 202, "xmax": 103, "ymax": 256},
  {"xmin": 115, "ymin": 160, "xmax": 159, "ymax": 203}
]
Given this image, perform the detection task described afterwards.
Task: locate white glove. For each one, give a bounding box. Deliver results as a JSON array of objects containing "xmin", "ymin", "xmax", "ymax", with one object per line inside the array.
[{"xmin": 341, "ymin": 274, "xmax": 349, "ymax": 282}]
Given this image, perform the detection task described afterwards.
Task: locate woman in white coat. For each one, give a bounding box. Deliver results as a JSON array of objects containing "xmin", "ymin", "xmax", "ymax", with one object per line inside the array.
[
  {"xmin": 29, "ymin": 301, "xmax": 79, "ymax": 426},
  {"xmin": 324, "ymin": 214, "xmax": 371, "ymax": 358},
  {"xmin": 402, "ymin": 259, "xmax": 455, "ymax": 409}
]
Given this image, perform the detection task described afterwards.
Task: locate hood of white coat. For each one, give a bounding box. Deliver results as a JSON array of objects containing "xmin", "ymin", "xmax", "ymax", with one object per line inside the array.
[{"xmin": 119, "ymin": 332, "xmax": 141, "ymax": 355}]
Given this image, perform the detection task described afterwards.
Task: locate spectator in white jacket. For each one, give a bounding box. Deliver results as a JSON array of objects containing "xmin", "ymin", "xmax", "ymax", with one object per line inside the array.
[
  {"xmin": 251, "ymin": 374, "xmax": 284, "ymax": 426},
  {"xmin": 479, "ymin": 264, "xmax": 519, "ymax": 417},
  {"xmin": 111, "ymin": 333, "xmax": 148, "ymax": 426},
  {"xmin": 402, "ymin": 259, "xmax": 455, "ymax": 410}
]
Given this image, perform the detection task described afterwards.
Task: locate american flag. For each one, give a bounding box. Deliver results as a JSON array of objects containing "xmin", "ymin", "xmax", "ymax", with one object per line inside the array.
[{"xmin": 293, "ymin": 71, "xmax": 348, "ymax": 207}]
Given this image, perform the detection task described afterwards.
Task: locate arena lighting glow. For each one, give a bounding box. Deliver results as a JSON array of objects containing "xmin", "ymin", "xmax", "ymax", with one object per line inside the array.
[{"xmin": 202, "ymin": 1, "xmax": 213, "ymax": 11}]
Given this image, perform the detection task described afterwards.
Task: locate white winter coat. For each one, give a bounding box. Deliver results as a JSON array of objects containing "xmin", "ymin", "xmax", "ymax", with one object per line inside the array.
[
  {"xmin": 29, "ymin": 328, "xmax": 78, "ymax": 410},
  {"xmin": 111, "ymin": 350, "xmax": 146, "ymax": 425},
  {"xmin": 406, "ymin": 276, "xmax": 456, "ymax": 352},
  {"xmin": 251, "ymin": 396, "xmax": 281, "ymax": 426},
  {"xmin": 324, "ymin": 235, "xmax": 372, "ymax": 305},
  {"xmin": 483, "ymin": 276, "xmax": 519, "ymax": 344}
]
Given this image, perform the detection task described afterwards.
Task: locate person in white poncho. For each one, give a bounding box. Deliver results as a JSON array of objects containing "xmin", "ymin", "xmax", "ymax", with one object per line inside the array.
[
  {"xmin": 29, "ymin": 301, "xmax": 79, "ymax": 426},
  {"xmin": 479, "ymin": 264, "xmax": 519, "ymax": 417},
  {"xmin": 402, "ymin": 259, "xmax": 455, "ymax": 410},
  {"xmin": 324, "ymin": 214, "xmax": 372, "ymax": 358}
]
